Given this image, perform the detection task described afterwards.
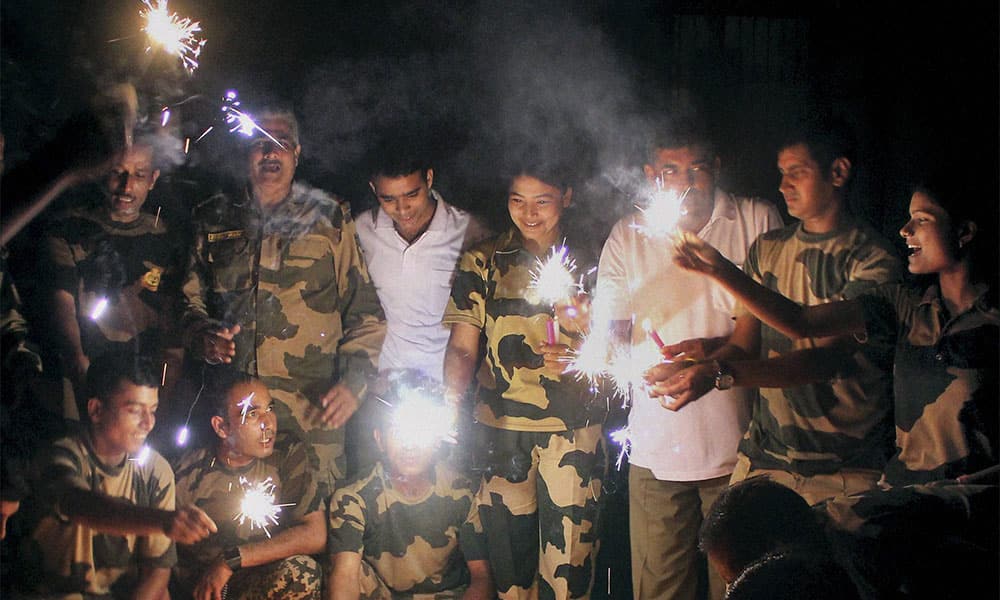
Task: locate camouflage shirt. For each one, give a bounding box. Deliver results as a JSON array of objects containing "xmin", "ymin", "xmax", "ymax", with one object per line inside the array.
[
  {"xmin": 328, "ymin": 461, "xmax": 487, "ymax": 594},
  {"xmin": 16, "ymin": 432, "xmax": 176, "ymax": 598},
  {"xmin": 45, "ymin": 205, "xmax": 184, "ymax": 357},
  {"xmin": 182, "ymin": 181, "xmax": 386, "ymax": 403},
  {"xmin": 172, "ymin": 432, "xmax": 323, "ymax": 574},
  {"xmin": 859, "ymin": 283, "xmax": 999, "ymax": 485},
  {"xmin": 739, "ymin": 219, "xmax": 903, "ymax": 475},
  {"xmin": 442, "ymin": 229, "xmax": 604, "ymax": 432}
]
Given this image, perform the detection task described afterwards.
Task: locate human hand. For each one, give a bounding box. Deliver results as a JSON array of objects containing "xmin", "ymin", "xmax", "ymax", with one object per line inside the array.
[
  {"xmin": 539, "ymin": 342, "xmax": 575, "ymax": 375},
  {"xmin": 554, "ymin": 293, "xmax": 592, "ymax": 335},
  {"xmin": 645, "ymin": 361, "xmax": 715, "ymax": 411},
  {"xmin": 661, "ymin": 337, "xmax": 711, "ymax": 362},
  {"xmin": 193, "ymin": 557, "xmax": 233, "ymax": 600},
  {"xmin": 163, "ymin": 505, "xmax": 217, "ymax": 544},
  {"xmin": 672, "ymin": 231, "xmax": 729, "ymax": 276},
  {"xmin": 200, "ymin": 324, "xmax": 241, "ymax": 365},
  {"xmin": 317, "ymin": 382, "xmax": 360, "ymax": 429}
]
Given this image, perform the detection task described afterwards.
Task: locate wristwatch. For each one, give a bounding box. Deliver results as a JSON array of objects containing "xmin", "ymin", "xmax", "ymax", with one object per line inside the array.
[
  {"xmin": 713, "ymin": 360, "xmax": 735, "ymax": 391},
  {"xmin": 222, "ymin": 545, "xmax": 242, "ymax": 571}
]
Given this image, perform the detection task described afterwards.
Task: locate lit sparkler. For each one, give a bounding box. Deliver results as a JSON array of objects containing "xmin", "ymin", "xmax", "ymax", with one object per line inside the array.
[
  {"xmin": 90, "ymin": 297, "xmax": 110, "ymax": 320},
  {"xmin": 632, "ymin": 185, "xmax": 693, "ymax": 239},
  {"xmin": 641, "ymin": 318, "xmax": 666, "ymax": 349},
  {"xmin": 237, "ymin": 391, "xmax": 256, "ymax": 424},
  {"xmin": 234, "ymin": 477, "xmax": 293, "ymax": 538},
  {"xmin": 221, "ymin": 91, "xmax": 286, "ymax": 148},
  {"xmin": 607, "ymin": 340, "xmax": 663, "ymax": 402},
  {"xmin": 140, "ymin": 0, "xmax": 206, "ymax": 74},
  {"xmin": 130, "ymin": 445, "xmax": 152, "ymax": 465},
  {"xmin": 386, "ymin": 386, "xmax": 457, "ymax": 448},
  {"xmin": 528, "ymin": 245, "xmax": 579, "ymax": 305},
  {"xmin": 176, "ymin": 426, "xmax": 190, "ymax": 446},
  {"xmin": 609, "ymin": 427, "xmax": 631, "ymax": 470},
  {"xmin": 160, "ymin": 107, "xmax": 171, "ymax": 128}
]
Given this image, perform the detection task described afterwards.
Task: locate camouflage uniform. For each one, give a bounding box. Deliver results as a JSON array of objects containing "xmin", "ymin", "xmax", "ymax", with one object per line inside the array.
[
  {"xmin": 857, "ymin": 283, "xmax": 998, "ymax": 486},
  {"xmin": 45, "ymin": 205, "xmax": 184, "ymax": 361},
  {"xmin": 327, "ymin": 461, "xmax": 487, "ymax": 597},
  {"xmin": 732, "ymin": 219, "xmax": 903, "ymax": 504},
  {"xmin": 182, "ymin": 182, "xmax": 386, "ymax": 493},
  {"xmin": 172, "ymin": 432, "xmax": 323, "ymax": 599},
  {"xmin": 14, "ymin": 432, "xmax": 176, "ymax": 599},
  {"xmin": 442, "ymin": 229, "xmax": 606, "ymax": 599}
]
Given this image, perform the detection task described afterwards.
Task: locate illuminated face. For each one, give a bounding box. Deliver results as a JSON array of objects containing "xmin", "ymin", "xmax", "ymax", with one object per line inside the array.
[
  {"xmin": 508, "ymin": 175, "xmax": 571, "ymax": 250},
  {"xmin": 899, "ymin": 191, "xmax": 963, "ymax": 276},
  {"xmin": 105, "ymin": 144, "xmax": 159, "ymax": 223},
  {"xmin": 91, "ymin": 382, "xmax": 158, "ymax": 459},
  {"xmin": 221, "ymin": 380, "xmax": 278, "ymax": 460},
  {"xmin": 377, "ymin": 426, "xmax": 437, "ymax": 479},
  {"xmin": 777, "ymin": 143, "xmax": 839, "ymax": 226},
  {"xmin": 644, "ymin": 145, "xmax": 717, "ymax": 232},
  {"xmin": 370, "ymin": 170, "xmax": 436, "ymax": 241},
  {"xmin": 247, "ymin": 116, "xmax": 300, "ymax": 193}
]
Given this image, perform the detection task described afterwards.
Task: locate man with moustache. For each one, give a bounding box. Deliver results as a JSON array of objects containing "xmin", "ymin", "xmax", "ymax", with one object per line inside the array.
[
  {"xmin": 355, "ymin": 139, "xmax": 491, "ymax": 381},
  {"xmin": 596, "ymin": 121, "xmax": 782, "ymax": 600},
  {"xmin": 182, "ymin": 108, "xmax": 386, "ymax": 500},
  {"xmin": 173, "ymin": 371, "xmax": 325, "ymax": 600},
  {"xmin": 44, "ymin": 128, "xmax": 185, "ymax": 409}
]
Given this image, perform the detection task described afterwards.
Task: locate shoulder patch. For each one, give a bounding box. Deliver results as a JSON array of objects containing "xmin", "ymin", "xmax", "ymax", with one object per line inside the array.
[{"xmin": 208, "ymin": 230, "xmax": 245, "ymax": 243}]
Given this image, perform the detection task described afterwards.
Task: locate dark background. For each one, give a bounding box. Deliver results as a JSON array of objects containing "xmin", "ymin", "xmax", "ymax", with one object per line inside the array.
[{"xmin": 2, "ymin": 2, "xmax": 997, "ymax": 597}]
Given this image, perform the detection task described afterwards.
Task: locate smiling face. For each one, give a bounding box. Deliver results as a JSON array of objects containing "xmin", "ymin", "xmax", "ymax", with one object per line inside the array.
[
  {"xmin": 213, "ymin": 380, "xmax": 278, "ymax": 464},
  {"xmin": 89, "ymin": 382, "xmax": 158, "ymax": 463},
  {"xmin": 105, "ymin": 144, "xmax": 159, "ymax": 223},
  {"xmin": 899, "ymin": 191, "xmax": 966, "ymax": 276},
  {"xmin": 370, "ymin": 169, "xmax": 436, "ymax": 242},
  {"xmin": 247, "ymin": 116, "xmax": 300, "ymax": 196},
  {"xmin": 508, "ymin": 175, "xmax": 571, "ymax": 252}
]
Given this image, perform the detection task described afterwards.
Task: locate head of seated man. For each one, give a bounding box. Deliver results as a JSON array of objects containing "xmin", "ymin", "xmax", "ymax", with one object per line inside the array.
[{"xmin": 208, "ymin": 371, "xmax": 278, "ymax": 468}]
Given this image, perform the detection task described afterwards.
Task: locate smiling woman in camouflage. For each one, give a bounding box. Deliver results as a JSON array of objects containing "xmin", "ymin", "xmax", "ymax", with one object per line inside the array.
[{"xmin": 442, "ymin": 156, "xmax": 606, "ymax": 600}]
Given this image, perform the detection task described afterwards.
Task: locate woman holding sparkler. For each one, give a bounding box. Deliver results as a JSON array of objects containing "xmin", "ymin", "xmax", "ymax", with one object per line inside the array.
[{"xmin": 442, "ymin": 155, "xmax": 606, "ymax": 599}]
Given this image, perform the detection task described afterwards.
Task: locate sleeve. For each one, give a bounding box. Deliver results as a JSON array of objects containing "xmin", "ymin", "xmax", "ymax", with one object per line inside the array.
[
  {"xmin": 280, "ymin": 440, "xmax": 322, "ymax": 522},
  {"xmin": 137, "ymin": 455, "xmax": 177, "ymax": 568},
  {"xmin": 442, "ymin": 245, "xmax": 490, "ymax": 329},
  {"xmin": 841, "ymin": 233, "xmax": 905, "ymax": 300},
  {"xmin": 327, "ymin": 482, "xmax": 368, "ymax": 555},
  {"xmin": 456, "ymin": 488, "xmax": 488, "ymax": 562},
  {"xmin": 332, "ymin": 202, "xmax": 387, "ymax": 400},
  {"xmin": 595, "ymin": 220, "xmax": 635, "ymax": 322},
  {"xmin": 45, "ymin": 232, "xmax": 79, "ymax": 295},
  {"xmin": 180, "ymin": 216, "xmax": 227, "ymax": 350},
  {"xmin": 32, "ymin": 440, "xmax": 89, "ymax": 518},
  {"xmin": 856, "ymin": 283, "xmax": 906, "ymax": 343}
]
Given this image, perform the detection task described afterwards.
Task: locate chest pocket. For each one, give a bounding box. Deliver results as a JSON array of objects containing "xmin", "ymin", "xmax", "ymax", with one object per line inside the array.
[{"xmin": 206, "ymin": 236, "xmax": 254, "ymax": 293}]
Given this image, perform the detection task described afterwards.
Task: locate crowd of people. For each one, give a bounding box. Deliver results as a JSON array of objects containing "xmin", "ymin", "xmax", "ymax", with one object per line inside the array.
[{"xmin": 0, "ymin": 98, "xmax": 996, "ymax": 600}]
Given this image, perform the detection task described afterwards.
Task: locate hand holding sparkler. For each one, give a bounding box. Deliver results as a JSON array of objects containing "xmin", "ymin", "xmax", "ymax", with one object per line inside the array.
[
  {"xmin": 645, "ymin": 359, "xmax": 717, "ymax": 411},
  {"xmin": 163, "ymin": 504, "xmax": 218, "ymax": 544},
  {"xmin": 200, "ymin": 324, "xmax": 240, "ymax": 365},
  {"xmin": 234, "ymin": 477, "xmax": 294, "ymax": 539}
]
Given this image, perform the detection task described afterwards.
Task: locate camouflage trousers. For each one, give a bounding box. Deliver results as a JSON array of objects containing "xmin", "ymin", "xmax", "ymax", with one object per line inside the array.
[
  {"xmin": 269, "ymin": 387, "xmax": 346, "ymax": 502},
  {"xmin": 223, "ymin": 555, "xmax": 322, "ymax": 600},
  {"xmin": 475, "ymin": 424, "xmax": 606, "ymax": 600},
  {"xmin": 357, "ymin": 560, "xmax": 467, "ymax": 600},
  {"xmin": 730, "ymin": 452, "xmax": 880, "ymax": 506}
]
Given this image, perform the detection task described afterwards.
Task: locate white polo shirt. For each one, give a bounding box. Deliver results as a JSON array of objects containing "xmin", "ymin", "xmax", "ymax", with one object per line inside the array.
[
  {"xmin": 597, "ymin": 189, "xmax": 783, "ymax": 481},
  {"xmin": 356, "ymin": 191, "xmax": 486, "ymax": 380}
]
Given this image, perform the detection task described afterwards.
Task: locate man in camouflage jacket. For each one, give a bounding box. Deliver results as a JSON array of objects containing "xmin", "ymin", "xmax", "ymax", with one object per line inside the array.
[{"xmin": 182, "ymin": 109, "xmax": 386, "ymax": 495}]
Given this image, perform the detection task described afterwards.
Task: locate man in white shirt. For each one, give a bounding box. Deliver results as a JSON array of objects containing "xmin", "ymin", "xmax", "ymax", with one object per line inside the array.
[
  {"xmin": 597, "ymin": 122, "xmax": 782, "ymax": 600},
  {"xmin": 355, "ymin": 141, "xmax": 490, "ymax": 381}
]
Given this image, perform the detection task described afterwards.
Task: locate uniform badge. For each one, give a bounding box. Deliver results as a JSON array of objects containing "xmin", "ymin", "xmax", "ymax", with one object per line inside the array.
[
  {"xmin": 208, "ymin": 230, "xmax": 245, "ymax": 242},
  {"xmin": 141, "ymin": 263, "xmax": 164, "ymax": 292}
]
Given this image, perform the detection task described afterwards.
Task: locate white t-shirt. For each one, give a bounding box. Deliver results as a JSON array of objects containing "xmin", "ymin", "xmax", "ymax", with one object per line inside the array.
[
  {"xmin": 356, "ymin": 192, "xmax": 484, "ymax": 380},
  {"xmin": 597, "ymin": 189, "xmax": 783, "ymax": 481}
]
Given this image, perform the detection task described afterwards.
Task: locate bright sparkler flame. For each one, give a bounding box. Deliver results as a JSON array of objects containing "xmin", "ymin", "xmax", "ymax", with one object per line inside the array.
[
  {"xmin": 387, "ymin": 387, "xmax": 457, "ymax": 448},
  {"xmin": 529, "ymin": 245, "xmax": 579, "ymax": 305},
  {"xmin": 235, "ymin": 477, "xmax": 294, "ymax": 538},
  {"xmin": 607, "ymin": 340, "xmax": 663, "ymax": 403},
  {"xmin": 238, "ymin": 391, "xmax": 256, "ymax": 424},
  {"xmin": 140, "ymin": 0, "xmax": 206, "ymax": 74},
  {"xmin": 176, "ymin": 426, "xmax": 190, "ymax": 446},
  {"xmin": 566, "ymin": 294, "xmax": 613, "ymax": 388},
  {"xmin": 220, "ymin": 91, "xmax": 286, "ymax": 148},
  {"xmin": 609, "ymin": 427, "xmax": 632, "ymax": 470},
  {"xmin": 90, "ymin": 297, "xmax": 110, "ymax": 320},
  {"xmin": 130, "ymin": 445, "xmax": 152, "ymax": 465},
  {"xmin": 633, "ymin": 186, "xmax": 692, "ymax": 239}
]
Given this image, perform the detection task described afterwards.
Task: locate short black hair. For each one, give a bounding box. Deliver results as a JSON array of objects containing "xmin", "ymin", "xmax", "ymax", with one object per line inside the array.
[
  {"xmin": 366, "ymin": 133, "xmax": 432, "ymax": 181},
  {"xmin": 205, "ymin": 367, "xmax": 257, "ymax": 419},
  {"xmin": 86, "ymin": 351, "xmax": 160, "ymax": 403},
  {"xmin": 725, "ymin": 550, "xmax": 860, "ymax": 600},
  {"xmin": 645, "ymin": 118, "xmax": 716, "ymax": 163},
  {"xmin": 778, "ymin": 117, "xmax": 856, "ymax": 180},
  {"xmin": 699, "ymin": 477, "xmax": 826, "ymax": 577}
]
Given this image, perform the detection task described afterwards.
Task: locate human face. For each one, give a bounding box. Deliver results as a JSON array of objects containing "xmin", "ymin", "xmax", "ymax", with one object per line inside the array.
[
  {"xmin": 370, "ymin": 170, "xmax": 436, "ymax": 242},
  {"xmin": 899, "ymin": 191, "xmax": 963, "ymax": 275},
  {"xmin": 777, "ymin": 143, "xmax": 840, "ymax": 230},
  {"xmin": 508, "ymin": 175, "xmax": 571, "ymax": 251},
  {"xmin": 376, "ymin": 428, "xmax": 437, "ymax": 479},
  {"xmin": 218, "ymin": 380, "xmax": 278, "ymax": 461},
  {"xmin": 644, "ymin": 145, "xmax": 717, "ymax": 232},
  {"xmin": 90, "ymin": 382, "xmax": 158, "ymax": 462},
  {"xmin": 106, "ymin": 144, "xmax": 159, "ymax": 223},
  {"xmin": 247, "ymin": 116, "xmax": 300, "ymax": 193}
]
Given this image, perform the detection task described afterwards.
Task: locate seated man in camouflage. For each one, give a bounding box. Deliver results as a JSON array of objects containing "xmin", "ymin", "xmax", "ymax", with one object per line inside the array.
[
  {"xmin": 12, "ymin": 352, "xmax": 217, "ymax": 598},
  {"xmin": 327, "ymin": 371, "xmax": 494, "ymax": 599},
  {"xmin": 173, "ymin": 370, "xmax": 325, "ymax": 600}
]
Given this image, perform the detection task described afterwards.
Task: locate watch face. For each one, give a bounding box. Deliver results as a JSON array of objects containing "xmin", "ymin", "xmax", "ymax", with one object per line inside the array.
[{"xmin": 716, "ymin": 374, "xmax": 735, "ymax": 390}]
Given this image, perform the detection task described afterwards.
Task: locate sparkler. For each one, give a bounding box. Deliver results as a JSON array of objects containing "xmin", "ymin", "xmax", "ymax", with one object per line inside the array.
[
  {"xmin": 160, "ymin": 107, "xmax": 171, "ymax": 128},
  {"xmin": 641, "ymin": 318, "xmax": 666, "ymax": 349},
  {"xmin": 609, "ymin": 427, "xmax": 632, "ymax": 470},
  {"xmin": 176, "ymin": 426, "xmax": 190, "ymax": 446},
  {"xmin": 237, "ymin": 391, "xmax": 256, "ymax": 424},
  {"xmin": 529, "ymin": 245, "xmax": 579, "ymax": 306},
  {"xmin": 385, "ymin": 386, "xmax": 457, "ymax": 448},
  {"xmin": 140, "ymin": 0, "xmax": 206, "ymax": 74},
  {"xmin": 90, "ymin": 297, "xmax": 110, "ymax": 320},
  {"xmin": 234, "ymin": 477, "xmax": 293, "ymax": 538},
  {"xmin": 130, "ymin": 445, "xmax": 152, "ymax": 466},
  {"xmin": 607, "ymin": 340, "xmax": 663, "ymax": 402},
  {"xmin": 220, "ymin": 91, "xmax": 286, "ymax": 148},
  {"xmin": 632, "ymin": 185, "xmax": 693, "ymax": 239}
]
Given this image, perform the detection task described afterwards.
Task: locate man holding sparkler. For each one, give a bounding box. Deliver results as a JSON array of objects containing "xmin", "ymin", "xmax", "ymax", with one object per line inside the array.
[
  {"xmin": 11, "ymin": 352, "xmax": 217, "ymax": 599},
  {"xmin": 44, "ymin": 127, "xmax": 185, "ymax": 417},
  {"xmin": 596, "ymin": 121, "xmax": 782, "ymax": 600},
  {"xmin": 646, "ymin": 121, "xmax": 902, "ymax": 505},
  {"xmin": 173, "ymin": 371, "xmax": 325, "ymax": 600},
  {"xmin": 327, "ymin": 370, "xmax": 493, "ymax": 599},
  {"xmin": 182, "ymin": 108, "xmax": 386, "ymax": 498},
  {"xmin": 355, "ymin": 136, "xmax": 491, "ymax": 381}
]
